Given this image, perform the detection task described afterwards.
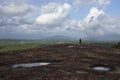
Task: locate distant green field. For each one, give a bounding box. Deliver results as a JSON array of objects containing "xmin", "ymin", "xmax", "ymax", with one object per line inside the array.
[
  {"xmin": 0, "ymin": 42, "xmax": 42, "ymax": 52},
  {"xmin": 0, "ymin": 39, "xmax": 77, "ymax": 52},
  {"xmin": 87, "ymin": 42, "xmax": 116, "ymax": 47},
  {"xmin": 0, "ymin": 40, "xmax": 57, "ymax": 52},
  {"xmin": 0, "ymin": 39, "xmax": 119, "ymax": 52}
]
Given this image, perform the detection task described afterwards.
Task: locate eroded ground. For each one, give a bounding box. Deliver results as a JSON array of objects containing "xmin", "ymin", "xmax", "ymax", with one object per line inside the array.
[{"xmin": 0, "ymin": 44, "xmax": 120, "ymax": 80}]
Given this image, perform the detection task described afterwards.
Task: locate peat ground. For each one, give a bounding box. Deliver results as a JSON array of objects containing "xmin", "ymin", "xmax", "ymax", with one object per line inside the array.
[{"xmin": 0, "ymin": 44, "xmax": 120, "ymax": 80}]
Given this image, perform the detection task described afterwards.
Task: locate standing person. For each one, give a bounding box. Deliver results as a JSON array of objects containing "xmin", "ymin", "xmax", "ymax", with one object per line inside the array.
[{"xmin": 79, "ymin": 38, "xmax": 82, "ymax": 44}]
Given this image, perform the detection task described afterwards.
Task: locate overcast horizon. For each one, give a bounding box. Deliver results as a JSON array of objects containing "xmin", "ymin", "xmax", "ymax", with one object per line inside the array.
[{"xmin": 0, "ymin": 0, "xmax": 120, "ymax": 40}]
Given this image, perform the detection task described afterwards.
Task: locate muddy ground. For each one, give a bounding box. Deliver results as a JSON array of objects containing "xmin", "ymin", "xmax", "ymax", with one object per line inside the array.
[{"xmin": 0, "ymin": 44, "xmax": 120, "ymax": 80}]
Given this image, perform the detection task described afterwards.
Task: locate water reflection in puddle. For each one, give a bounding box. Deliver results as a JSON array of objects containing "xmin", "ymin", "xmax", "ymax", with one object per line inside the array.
[
  {"xmin": 91, "ymin": 65, "xmax": 115, "ymax": 72},
  {"xmin": 12, "ymin": 62, "xmax": 50, "ymax": 68},
  {"xmin": 92, "ymin": 66, "xmax": 111, "ymax": 71}
]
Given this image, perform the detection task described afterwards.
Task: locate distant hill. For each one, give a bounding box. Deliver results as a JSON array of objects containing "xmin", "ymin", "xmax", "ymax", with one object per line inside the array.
[
  {"xmin": 40, "ymin": 35, "xmax": 77, "ymax": 42},
  {"xmin": 86, "ymin": 34, "xmax": 120, "ymax": 41}
]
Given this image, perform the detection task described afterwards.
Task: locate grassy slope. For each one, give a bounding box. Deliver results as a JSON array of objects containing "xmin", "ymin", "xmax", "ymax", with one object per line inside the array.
[
  {"xmin": 0, "ymin": 39, "xmax": 118, "ymax": 52},
  {"xmin": 0, "ymin": 43, "xmax": 40, "ymax": 52},
  {"xmin": 0, "ymin": 40, "xmax": 76, "ymax": 52},
  {"xmin": 0, "ymin": 40, "xmax": 56, "ymax": 52}
]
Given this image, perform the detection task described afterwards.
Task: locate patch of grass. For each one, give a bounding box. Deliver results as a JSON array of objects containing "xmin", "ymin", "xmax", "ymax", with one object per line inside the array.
[
  {"xmin": 0, "ymin": 43, "xmax": 40, "ymax": 52},
  {"xmin": 83, "ymin": 41, "xmax": 117, "ymax": 47},
  {"xmin": 90, "ymin": 42, "xmax": 115, "ymax": 47},
  {"xmin": 0, "ymin": 41, "xmax": 78, "ymax": 52},
  {"xmin": 0, "ymin": 40, "xmax": 57, "ymax": 52},
  {"xmin": 0, "ymin": 40, "xmax": 70, "ymax": 52},
  {"xmin": 113, "ymin": 42, "xmax": 120, "ymax": 49}
]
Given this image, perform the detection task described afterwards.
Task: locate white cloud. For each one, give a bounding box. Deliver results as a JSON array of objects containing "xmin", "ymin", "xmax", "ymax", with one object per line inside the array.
[
  {"xmin": 81, "ymin": 7, "xmax": 120, "ymax": 38},
  {"xmin": 65, "ymin": 20, "xmax": 84, "ymax": 31},
  {"xmin": 36, "ymin": 3, "xmax": 71, "ymax": 25},
  {"xmin": 0, "ymin": 0, "xmax": 37, "ymax": 26},
  {"xmin": 96, "ymin": 0, "xmax": 111, "ymax": 5},
  {"xmin": 64, "ymin": 7, "xmax": 106, "ymax": 32},
  {"xmin": 0, "ymin": 0, "xmax": 120, "ymax": 40},
  {"xmin": 0, "ymin": 1, "xmax": 36, "ymax": 16},
  {"xmin": 73, "ymin": 0, "xmax": 93, "ymax": 6},
  {"xmin": 61, "ymin": 7, "xmax": 120, "ymax": 39},
  {"xmin": 73, "ymin": 0, "xmax": 111, "ymax": 7},
  {"xmin": 84, "ymin": 7, "xmax": 105, "ymax": 25}
]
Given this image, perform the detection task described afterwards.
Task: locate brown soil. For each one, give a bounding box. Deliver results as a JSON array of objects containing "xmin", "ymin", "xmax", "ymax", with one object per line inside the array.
[{"xmin": 0, "ymin": 44, "xmax": 120, "ymax": 80}]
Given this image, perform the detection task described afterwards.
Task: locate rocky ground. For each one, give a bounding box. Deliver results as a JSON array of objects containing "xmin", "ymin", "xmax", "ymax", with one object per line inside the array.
[{"xmin": 0, "ymin": 44, "xmax": 120, "ymax": 80}]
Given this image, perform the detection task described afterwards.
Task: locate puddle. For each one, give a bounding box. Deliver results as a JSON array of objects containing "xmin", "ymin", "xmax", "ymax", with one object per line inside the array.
[
  {"xmin": 90, "ymin": 64, "xmax": 115, "ymax": 72},
  {"xmin": 12, "ymin": 62, "xmax": 50, "ymax": 68},
  {"xmin": 67, "ymin": 46, "xmax": 75, "ymax": 48},
  {"xmin": 92, "ymin": 66, "xmax": 111, "ymax": 71}
]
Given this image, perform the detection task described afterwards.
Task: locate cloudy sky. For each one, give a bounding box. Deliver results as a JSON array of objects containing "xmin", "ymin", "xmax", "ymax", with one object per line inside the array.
[{"xmin": 0, "ymin": 0, "xmax": 120, "ymax": 40}]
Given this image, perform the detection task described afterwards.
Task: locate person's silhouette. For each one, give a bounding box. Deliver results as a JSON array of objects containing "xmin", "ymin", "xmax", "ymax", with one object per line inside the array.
[{"xmin": 79, "ymin": 38, "xmax": 82, "ymax": 44}]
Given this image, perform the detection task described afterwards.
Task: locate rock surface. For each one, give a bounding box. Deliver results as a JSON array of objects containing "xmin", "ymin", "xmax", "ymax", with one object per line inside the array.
[{"xmin": 0, "ymin": 44, "xmax": 120, "ymax": 80}]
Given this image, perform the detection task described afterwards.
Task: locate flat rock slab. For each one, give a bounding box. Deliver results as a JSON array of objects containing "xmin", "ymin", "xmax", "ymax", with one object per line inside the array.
[{"xmin": 0, "ymin": 44, "xmax": 120, "ymax": 80}]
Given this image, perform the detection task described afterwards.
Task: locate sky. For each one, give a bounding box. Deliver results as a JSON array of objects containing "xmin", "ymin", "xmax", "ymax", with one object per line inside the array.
[{"xmin": 0, "ymin": 0, "xmax": 120, "ymax": 40}]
